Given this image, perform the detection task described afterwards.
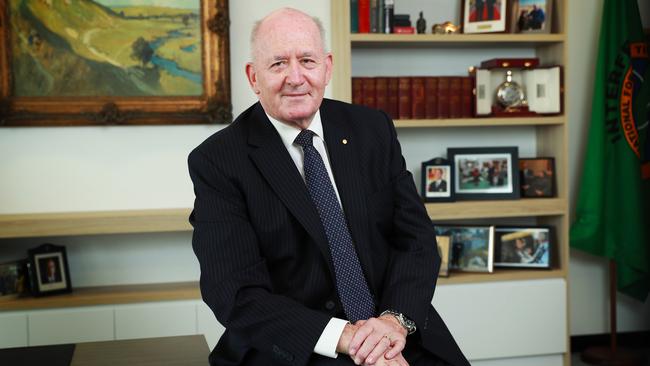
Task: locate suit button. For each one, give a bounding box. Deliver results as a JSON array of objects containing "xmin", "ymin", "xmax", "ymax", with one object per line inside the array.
[{"xmin": 325, "ymin": 300, "xmax": 336, "ymax": 310}]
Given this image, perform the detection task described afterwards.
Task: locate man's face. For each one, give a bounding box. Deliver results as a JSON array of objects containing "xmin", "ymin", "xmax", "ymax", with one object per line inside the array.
[{"xmin": 246, "ymin": 12, "xmax": 332, "ymax": 128}]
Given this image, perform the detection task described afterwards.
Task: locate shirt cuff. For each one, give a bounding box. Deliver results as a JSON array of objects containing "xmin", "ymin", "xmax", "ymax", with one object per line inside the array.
[{"xmin": 313, "ymin": 317, "xmax": 348, "ymax": 358}]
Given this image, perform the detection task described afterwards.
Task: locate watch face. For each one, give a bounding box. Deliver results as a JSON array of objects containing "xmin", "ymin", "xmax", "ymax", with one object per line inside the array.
[{"xmin": 497, "ymin": 82, "xmax": 525, "ymax": 108}]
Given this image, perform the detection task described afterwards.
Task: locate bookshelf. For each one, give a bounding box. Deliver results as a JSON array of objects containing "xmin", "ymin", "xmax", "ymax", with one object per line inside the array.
[{"xmin": 333, "ymin": 1, "xmax": 569, "ymax": 364}]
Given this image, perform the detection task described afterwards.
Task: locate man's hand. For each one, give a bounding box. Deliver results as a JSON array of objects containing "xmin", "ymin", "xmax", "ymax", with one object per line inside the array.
[
  {"xmin": 373, "ymin": 352, "xmax": 410, "ymax": 366},
  {"xmin": 347, "ymin": 315, "xmax": 407, "ymax": 365}
]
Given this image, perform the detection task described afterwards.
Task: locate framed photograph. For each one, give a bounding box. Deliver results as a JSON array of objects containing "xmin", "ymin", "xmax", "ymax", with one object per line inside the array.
[
  {"xmin": 0, "ymin": 0, "xmax": 231, "ymax": 126},
  {"xmin": 435, "ymin": 235, "xmax": 451, "ymax": 277},
  {"xmin": 494, "ymin": 226, "xmax": 552, "ymax": 268},
  {"xmin": 519, "ymin": 157, "xmax": 556, "ymax": 197},
  {"xmin": 448, "ymin": 146, "xmax": 520, "ymax": 200},
  {"xmin": 434, "ymin": 225, "xmax": 494, "ymax": 273},
  {"xmin": 511, "ymin": 0, "xmax": 553, "ymax": 34},
  {"xmin": 461, "ymin": 0, "xmax": 507, "ymax": 34},
  {"xmin": 421, "ymin": 157, "xmax": 454, "ymax": 202},
  {"xmin": 28, "ymin": 244, "xmax": 72, "ymax": 296},
  {"xmin": 0, "ymin": 259, "xmax": 29, "ymax": 296}
]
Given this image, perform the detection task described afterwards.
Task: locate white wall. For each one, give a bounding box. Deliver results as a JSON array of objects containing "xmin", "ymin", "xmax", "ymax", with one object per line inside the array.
[{"xmin": 1, "ymin": 0, "xmax": 649, "ymax": 337}]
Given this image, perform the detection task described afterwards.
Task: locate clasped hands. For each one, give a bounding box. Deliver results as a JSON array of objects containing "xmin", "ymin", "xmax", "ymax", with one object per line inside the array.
[{"xmin": 336, "ymin": 314, "xmax": 409, "ymax": 366}]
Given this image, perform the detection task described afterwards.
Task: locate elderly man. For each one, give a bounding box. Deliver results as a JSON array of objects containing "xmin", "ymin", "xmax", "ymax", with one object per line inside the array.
[{"xmin": 189, "ymin": 8, "xmax": 468, "ymax": 366}]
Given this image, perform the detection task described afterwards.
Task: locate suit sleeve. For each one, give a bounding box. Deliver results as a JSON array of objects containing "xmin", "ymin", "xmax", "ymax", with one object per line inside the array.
[
  {"xmin": 376, "ymin": 112, "xmax": 441, "ymax": 334},
  {"xmin": 188, "ymin": 148, "xmax": 331, "ymax": 366}
]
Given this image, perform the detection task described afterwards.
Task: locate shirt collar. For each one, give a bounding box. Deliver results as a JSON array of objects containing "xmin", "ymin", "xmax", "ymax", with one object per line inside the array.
[{"xmin": 266, "ymin": 111, "xmax": 324, "ymax": 148}]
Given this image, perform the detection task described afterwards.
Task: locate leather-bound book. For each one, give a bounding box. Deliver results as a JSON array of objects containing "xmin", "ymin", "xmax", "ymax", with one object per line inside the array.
[
  {"xmin": 424, "ymin": 77, "xmax": 439, "ymax": 119},
  {"xmin": 449, "ymin": 77, "xmax": 462, "ymax": 118},
  {"xmin": 387, "ymin": 77, "xmax": 399, "ymax": 119},
  {"xmin": 358, "ymin": 0, "xmax": 370, "ymax": 33},
  {"xmin": 362, "ymin": 77, "xmax": 376, "ymax": 108},
  {"xmin": 461, "ymin": 76, "xmax": 474, "ymax": 118},
  {"xmin": 352, "ymin": 77, "xmax": 364, "ymax": 106},
  {"xmin": 375, "ymin": 77, "xmax": 389, "ymax": 113},
  {"xmin": 411, "ymin": 77, "xmax": 425, "ymax": 119},
  {"xmin": 437, "ymin": 77, "xmax": 450, "ymax": 119},
  {"xmin": 398, "ymin": 77, "xmax": 412, "ymax": 119}
]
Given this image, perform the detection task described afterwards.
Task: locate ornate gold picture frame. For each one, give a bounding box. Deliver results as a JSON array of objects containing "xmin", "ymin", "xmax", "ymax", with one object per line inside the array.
[{"xmin": 0, "ymin": 0, "xmax": 231, "ymax": 126}]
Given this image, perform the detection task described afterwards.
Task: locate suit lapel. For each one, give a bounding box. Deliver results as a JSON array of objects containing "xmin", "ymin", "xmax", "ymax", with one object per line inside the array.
[
  {"xmin": 246, "ymin": 104, "xmax": 336, "ymax": 279},
  {"xmin": 320, "ymin": 101, "xmax": 377, "ymax": 291}
]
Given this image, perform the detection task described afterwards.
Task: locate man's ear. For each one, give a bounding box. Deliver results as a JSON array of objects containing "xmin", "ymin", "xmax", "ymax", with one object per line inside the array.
[
  {"xmin": 324, "ymin": 53, "xmax": 333, "ymax": 85},
  {"xmin": 245, "ymin": 63, "xmax": 260, "ymax": 94}
]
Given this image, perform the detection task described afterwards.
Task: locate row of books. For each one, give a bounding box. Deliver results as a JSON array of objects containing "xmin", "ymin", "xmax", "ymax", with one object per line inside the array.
[
  {"xmin": 351, "ymin": 0, "xmax": 407, "ymax": 34},
  {"xmin": 352, "ymin": 76, "xmax": 474, "ymax": 120}
]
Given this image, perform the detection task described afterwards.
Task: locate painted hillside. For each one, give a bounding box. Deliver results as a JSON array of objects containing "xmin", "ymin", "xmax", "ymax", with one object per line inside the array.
[{"xmin": 10, "ymin": 0, "xmax": 202, "ymax": 97}]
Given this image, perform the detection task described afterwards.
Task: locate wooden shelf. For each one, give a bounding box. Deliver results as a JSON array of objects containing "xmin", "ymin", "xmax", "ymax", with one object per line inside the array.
[
  {"xmin": 0, "ymin": 282, "xmax": 201, "ymax": 311},
  {"xmin": 395, "ymin": 116, "xmax": 565, "ymax": 128},
  {"xmin": 350, "ymin": 33, "xmax": 566, "ymax": 47},
  {"xmin": 426, "ymin": 198, "xmax": 566, "ymax": 221},
  {"xmin": 438, "ymin": 268, "xmax": 566, "ymax": 285},
  {"xmin": 0, "ymin": 208, "xmax": 192, "ymax": 239}
]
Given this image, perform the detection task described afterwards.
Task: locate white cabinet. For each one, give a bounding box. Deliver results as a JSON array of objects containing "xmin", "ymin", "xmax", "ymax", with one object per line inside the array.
[
  {"xmin": 197, "ymin": 301, "xmax": 225, "ymax": 350},
  {"xmin": 28, "ymin": 307, "xmax": 114, "ymax": 346},
  {"xmin": 0, "ymin": 312, "xmax": 28, "ymax": 348},
  {"xmin": 114, "ymin": 301, "xmax": 197, "ymax": 340}
]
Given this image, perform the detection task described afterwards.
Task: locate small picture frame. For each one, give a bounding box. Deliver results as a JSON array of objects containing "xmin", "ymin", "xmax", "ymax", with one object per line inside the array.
[
  {"xmin": 511, "ymin": 0, "xmax": 553, "ymax": 34},
  {"xmin": 28, "ymin": 244, "xmax": 72, "ymax": 296},
  {"xmin": 421, "ymin": 158, "xmax": 454, "ymax": 202},
  {"xmin": 0, "ymin": 259, "xmax": 29, "ymax": 296},
  {"xmin": 436, "ymin": 236, "xmax": 452, "ymax": 277},
  {"xmin": 448, "ymin": 147, "xmax": 520, "ymax": 200},
  {"xmin": 494, "ymin": 226, "xmax": 553, "ymax": 268},
  {"xmin": 461, "ymin": 0, "xmax": 508, "ymax": 34},
  {"xmin": 434, "ymin": 225, "xmax": 494, "ymax": 273},
  {"xmin": 519, "ymin": 157, "xmax": 556, "ymax": 197}
]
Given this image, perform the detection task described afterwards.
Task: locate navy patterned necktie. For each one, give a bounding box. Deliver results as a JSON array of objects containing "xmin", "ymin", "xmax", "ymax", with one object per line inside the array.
[{"xmin": 294, "ymin": 129, "xmax": 375, "ymax": 322}]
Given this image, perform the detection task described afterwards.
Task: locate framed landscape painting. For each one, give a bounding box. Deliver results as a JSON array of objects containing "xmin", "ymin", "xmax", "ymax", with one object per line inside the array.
[{"xmin": 0, "ymin": 0, "xmax": 231, "ymax": 126}]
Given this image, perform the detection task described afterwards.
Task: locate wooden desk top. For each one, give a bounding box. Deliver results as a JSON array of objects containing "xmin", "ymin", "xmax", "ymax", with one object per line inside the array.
[{"xmin": 69, "ymin": 335, "xmax": 209, "ymax": 366}]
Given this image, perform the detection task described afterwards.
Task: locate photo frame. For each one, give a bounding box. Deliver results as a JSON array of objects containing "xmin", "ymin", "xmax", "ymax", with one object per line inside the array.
[
  {"xmin": 510, "ymin": 0, "xmax": 553, "ymax": 34},
  {"xmin": 0, "ymin": 0, "xmax": 231, "ymax": 126},
  {"xmin": 28, "ymin": 243, "xmax": 72, "ymax": 296},
  {"xmin": 519, "ymin": 157, "xmax": 556, "ymax": 198},
  {"xmin": 434, "ymin": 225, "xmax": 494, "ymax": 273},
  {"xmin": 448, "ymin": 146, "xmax": 520, "ymax": 200},
  {"xmin": 0, "ymin": 259, "xmax": 29, "ymax": 296},
  {"xmin": 435, "ymin": 235, "xmax": 451, "ymax": 277},
  {"xmin": 461, "ymin": 0, "xmax": 508, "ymax": 34},
  {"xmin": 421, "ymin": 157, "xmax": 455, "ymax": 202},
  {"xmin": 494, "ymin": 226, "xmax": 553, "ymax": 268}
]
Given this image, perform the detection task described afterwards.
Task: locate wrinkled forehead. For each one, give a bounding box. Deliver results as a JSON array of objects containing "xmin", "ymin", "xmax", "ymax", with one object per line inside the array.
[{"xmin": 253, "ymin": 15, "xmax": 324, "ymax": 59}]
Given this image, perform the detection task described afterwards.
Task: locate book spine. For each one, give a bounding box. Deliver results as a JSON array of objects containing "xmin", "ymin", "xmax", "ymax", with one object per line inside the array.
[
  {"xmin": 393, "ymin": 26, "xmax": 415, "ymax": 34},
  {"xmin": 387, "ymin": 77, "xmax": 399, "ymax": 119},
  {"xmin": 362, "ymin": 77, "xmax": 377, "ymax": 109},
  {"xmin": 424, "ymin": 77, "xmax": 439, "ymax": 119},
  {"xmin": 375, "ymin": 77, "xmax": 389, "ymax": 114},
  {"xmin": 370, "ymin": 0, "xmax": 378, "ymax": 33},
  {"xmin": 384, "ymin": 0, "xmax": 394, "ymax": 33},
  {"xmin": 411, "ymin": 77, "xmax": 425, "ymax": 119},
  {"xmin": 358, "ymin": 0, "xmax": 370, "ymax": 33},
  {"xmin": 437, "ymin": 77, "xmax": 450, "ymax": 119},
  {"xmin": 377, "ymin": 0, "xmax": 385, "ymax": 34},
  {"xmin": 398, "ymin": 77, "xmax": 412, "ymax": 119},
  {"xmin": 350, "ymin": 0, "xmax": 359, "ymax": 33},
  {"xmin": 461, "ymin": 76, "xmax": 474, "ymax": 118},
  {"xmin": 352, "ymin": 77, "xmax": 364, "ymax": 106},
  {"xmin": 449, "ymin": 77, "xmax": 462, "ymax": 118}
]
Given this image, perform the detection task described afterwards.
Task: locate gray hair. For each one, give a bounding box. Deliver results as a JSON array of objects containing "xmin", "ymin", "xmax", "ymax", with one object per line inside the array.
[{"xmin": 250, "ymin": 8, "xmax": 327, "ymax": 62}]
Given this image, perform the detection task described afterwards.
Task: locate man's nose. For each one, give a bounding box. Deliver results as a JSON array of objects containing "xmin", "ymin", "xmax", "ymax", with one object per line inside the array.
[{"xmin": 285, "ymin": 60, "xmax": 305, "ymax": 86}]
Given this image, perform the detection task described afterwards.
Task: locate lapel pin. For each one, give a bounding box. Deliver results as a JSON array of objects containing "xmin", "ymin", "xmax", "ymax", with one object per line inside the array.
[{"xmin": 342, "ymin": 139, "xmax": 348, "ymax": 145}]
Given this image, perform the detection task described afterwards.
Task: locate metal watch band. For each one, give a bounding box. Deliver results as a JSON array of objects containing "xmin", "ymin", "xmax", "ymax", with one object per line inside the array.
[{"xmin": 380, "ymin": 310, "xmax": 417, "ymax": 335}]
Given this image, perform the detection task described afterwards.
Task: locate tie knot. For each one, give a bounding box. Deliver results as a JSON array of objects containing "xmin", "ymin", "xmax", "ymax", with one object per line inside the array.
[{"xmin": 294, "ymin": 129, "xmax": 316, "ymax": 148}]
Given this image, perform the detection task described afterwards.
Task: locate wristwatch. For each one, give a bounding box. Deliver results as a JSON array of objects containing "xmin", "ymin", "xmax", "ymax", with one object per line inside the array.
[{"xmin": 380, "ymin": 310, "xmax": 417, "ymax": 335}]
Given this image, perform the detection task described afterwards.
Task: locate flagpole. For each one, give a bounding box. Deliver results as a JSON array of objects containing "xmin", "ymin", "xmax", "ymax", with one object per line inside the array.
[{"xmin": 580, "ymin": 260, "xmax": 644, "ymax": 366}]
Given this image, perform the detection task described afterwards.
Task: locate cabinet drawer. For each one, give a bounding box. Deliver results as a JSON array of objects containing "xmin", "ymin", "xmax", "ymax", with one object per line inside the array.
[
  {"xmin": 28, "ymin": 307, "xmax": 114, "ymax": 346},
  {"xmin": 197, "ymin": 302, "xmax": 225, "ymax": 350},
  {"xmin": 433, "ymin": 278, "xmax": 567, "ymax": 360},
  {"xmin": 115, "ymin": 301, "xmax": 196, "ymax": 340},
  {"xmin": 0, "ymin": 312, "xmax": 28, "ymax": 348}
]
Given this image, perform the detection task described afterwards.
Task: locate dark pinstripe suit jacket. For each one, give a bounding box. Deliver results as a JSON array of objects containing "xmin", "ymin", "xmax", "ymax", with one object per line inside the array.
[{"xmin": 189, "ymin": 99, "xmax": 468, "ymax": 366}]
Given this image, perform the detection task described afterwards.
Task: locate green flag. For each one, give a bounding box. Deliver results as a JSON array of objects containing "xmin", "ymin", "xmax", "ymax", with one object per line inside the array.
[{"xmin": 570, "ymin": 0, "xmax": 650, "ymax": 301}]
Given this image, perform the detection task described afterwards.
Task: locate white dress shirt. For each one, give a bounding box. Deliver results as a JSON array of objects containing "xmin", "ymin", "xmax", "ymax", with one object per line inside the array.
[{"xmin": 266, "ymin": 111, "xmax": 348, "ymax": 359}]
